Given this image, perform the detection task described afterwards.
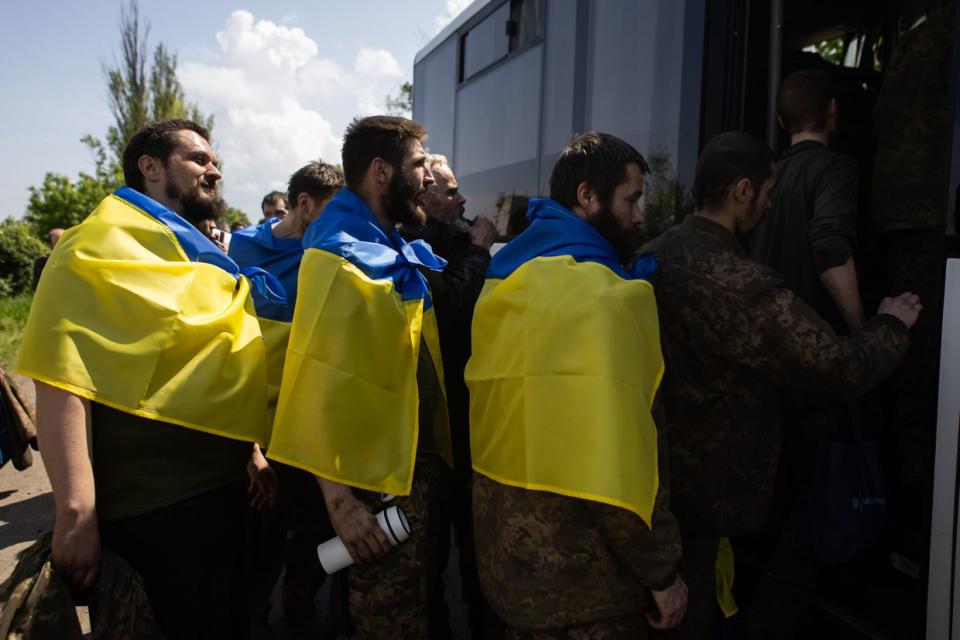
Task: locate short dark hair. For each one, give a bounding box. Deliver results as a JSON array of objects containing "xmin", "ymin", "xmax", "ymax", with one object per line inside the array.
[
  {"xmin": 778, "ymin": 69, "xmax": 836, "ymax": 134},
  {"xmin": 341, "ymin": 116, "xmax": 428, "ymax": 190},
  {"xmin": 549, "ymin": 132, "xmax": 650, "ymax": 210},
  {"xmin": 122, "ymin": 119, "xmax": 210, "ymax": 193},
  {"xmin": 694, "ymin": 132, "xmax": 775, "ymax": 210},
  {"xmin": 261, "ymin": 191, "xmax": 288, "ymax": 209},
  {"xmin": 287, "ymin": 161, "xmax": 345, "ymax": 206}
]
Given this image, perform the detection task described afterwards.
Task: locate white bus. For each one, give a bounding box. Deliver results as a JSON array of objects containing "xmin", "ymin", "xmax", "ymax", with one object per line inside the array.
[{"xmin": 414, "ymin": 1, "xmax": 960, "ymax": 637}]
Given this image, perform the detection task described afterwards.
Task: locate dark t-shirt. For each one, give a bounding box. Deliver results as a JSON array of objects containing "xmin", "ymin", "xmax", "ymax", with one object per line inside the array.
[
  {"xmin": 749, "ymin": 140, "xmax": 859, "ymax": 332},
  {"xmin": 91, "ymin": 403, "xmax": 250, "ymax": 522}
]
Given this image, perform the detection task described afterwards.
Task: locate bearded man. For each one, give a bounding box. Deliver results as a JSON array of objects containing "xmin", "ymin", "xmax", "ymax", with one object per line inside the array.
[
  {"xmin": 466, "ymin": 132, "xmax": 687, "ymax": 638},
  {"xmin": 266, "ymin": 116, "xmax": 450, "ymax": 638},
  {"xmin": 18, "ymin": 119, "xmax": 282, "ymax": 639}
]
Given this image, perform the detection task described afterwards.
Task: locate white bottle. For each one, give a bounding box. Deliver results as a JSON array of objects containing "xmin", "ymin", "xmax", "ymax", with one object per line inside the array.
[{"xmin": 316, "ymin": 505, "xmax": 410, "ymax": 574}]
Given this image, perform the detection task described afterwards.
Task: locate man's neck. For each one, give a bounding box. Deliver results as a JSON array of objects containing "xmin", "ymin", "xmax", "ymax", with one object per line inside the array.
[
  {"xmin": 790, "ymin": 130, "xmax": 829, "ymax": 147},
  {"xmin": 271, "ymin": 211, "xmax": 307, "ymax": 239},
  {"xmin": 354, "ymin": 185, "xmax": 395, "ymax": 234},
  {"xmin": 143, "ymin": 185, "xmax": 183, "ymax": 216},
  {"xmin": 695, "ymin": 209, "xmax": 736, "ymax": 235}
]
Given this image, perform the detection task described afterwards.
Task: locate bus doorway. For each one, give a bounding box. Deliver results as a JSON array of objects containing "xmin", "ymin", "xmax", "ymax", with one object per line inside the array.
[{"xmin": 707, "ymin": 1, "xmax": 959, "ymax": 637}]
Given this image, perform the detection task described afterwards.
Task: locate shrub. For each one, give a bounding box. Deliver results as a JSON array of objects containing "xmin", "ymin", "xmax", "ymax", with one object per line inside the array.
[{"xmin": 0, "ymin": 219, "xmax": 46, "ymax": 297}]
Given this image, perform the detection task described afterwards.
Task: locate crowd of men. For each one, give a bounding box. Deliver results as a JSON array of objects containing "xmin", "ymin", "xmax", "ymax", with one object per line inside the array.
[{"xmin": 14, "ymin": 66, "xmax": 923, "ymax": 640}]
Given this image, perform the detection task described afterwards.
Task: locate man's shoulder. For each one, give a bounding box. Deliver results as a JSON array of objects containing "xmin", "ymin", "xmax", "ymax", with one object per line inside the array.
[
  {"xmin": 783, "ymin": 143, "xmax": 858, "ymax": 177},
  {"xmin": 646, "ymin": 226, "xmax": 782, "ymax": 302}
]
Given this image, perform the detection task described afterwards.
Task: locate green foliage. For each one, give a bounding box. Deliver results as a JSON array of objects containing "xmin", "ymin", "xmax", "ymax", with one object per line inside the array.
[
  {"xmin": 0, "ymin": 219, "xmax": 46, "ymax": 297},
  {"xmin": 102, "ymin": 1, "xmax": 214, "ymax": 163},
  {"xmin": 640, "ymin": 147, "xmax": 695, "ymax": 242},
  {"xmin": 0, "ymin": 294, "xmax": 33, "ymax": 368},
  {"xmin": 222, "ymin": 207, "xmax": 251, "ymax": 227},
  {"xmin": 24, "ymin": 138, "xmax": 122, "ymax": 237},
  {"xmin": 814, "ymin": 37, "xmax": 845, "ymax": 65},
  {"xmin": 385, "ymin": 82, "xmax": 413, "ymax": 117}
]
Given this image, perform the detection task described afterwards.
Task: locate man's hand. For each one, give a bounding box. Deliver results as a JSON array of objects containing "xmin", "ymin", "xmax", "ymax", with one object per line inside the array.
[
  {"xmin": 877, "ymin": 292, "xmax": 923, "ymax": 329},
  {"xmin": 468, "ymin": 216, "xmax": 498, "ymax": 251},
  {"xmin": 247, "ymin": 444, "xmax": 278, "ymax": 511},
  {"xmin": 648, "ymin": 575, "xmax": 688, "ymax": 630},
  {"xmin": 318, "ymin": 478, "xmax": 392, "ymax": 564},
  {"xmin": 52, "ymin": 508, "xmax": 101, "ymax": 591}
]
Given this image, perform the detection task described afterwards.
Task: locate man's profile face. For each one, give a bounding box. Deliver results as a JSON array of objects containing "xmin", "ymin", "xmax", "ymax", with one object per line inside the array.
[
  {"xmin": 589, "ymin": 161, "xmax": 646, "ymax": 261},
  {"xmin": 161, "ymin": 130, "xmax": 225, "ymax": 224},
  {"xmin": 382, "ymin": 138, "xmax": 434, "ymax": 227},
  {"xmin": 420, "ymin": 165, "xmax": 465, "ymax": 224},
  {"xmin": 262, "ymin": 198, "xmax": 289, "ymax": 220}
]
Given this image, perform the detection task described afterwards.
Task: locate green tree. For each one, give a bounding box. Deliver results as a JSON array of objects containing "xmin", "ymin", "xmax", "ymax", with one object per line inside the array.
[
  {"xmin": 385, "ymin": 82, "xmax": 413, "ymax": 117},
  {"xmin": 222, "ymin": 207, "xmax": 251, "ymax": 227},
  {"xmin": 640, "ymin": 147, "xmax": 695, "ymax": 242},
  {"xmin": 0, "ymin": 218, "xmax": 47, "ymax": 297},
  {"xmin": 24, "ymin": 138, "xmax": 122, "ymax": 236},
  {"xmin": 23, "ymin": 0, "xmax": 214, "ymax": 234},
  {"xmin": 103, "ymin": 0, "xmax": 214, "ymax": 163}
]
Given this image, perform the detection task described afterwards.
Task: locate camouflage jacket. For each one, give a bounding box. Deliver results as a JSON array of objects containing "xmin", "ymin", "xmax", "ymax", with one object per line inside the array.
[
  {"xmin": 473, "ymin": 413, "xmax": 681, "ymax": 631},
  {"xmin": 643, "ymin": 215, "xmax": 910, "ymax": 535}
]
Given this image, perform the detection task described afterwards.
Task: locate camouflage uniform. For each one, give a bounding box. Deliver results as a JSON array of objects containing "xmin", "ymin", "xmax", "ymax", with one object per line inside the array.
[
  {"xmin": 347, "ymin": 339, "xmax": 446, "ymax": 639},
  {"xmin": 0, "ymin": 533, "xmax": 164, "ymax": 639},
  {"xmin": 642, "ymin": 215, "xmax": 911, "ymax": 639},
  {"xmin": 473, "ymin": 411, "xmax": 681, "ymax": 638},
  {"xmin": 870, "ymin": 4, "xmax": 953, "ymax": 559}
]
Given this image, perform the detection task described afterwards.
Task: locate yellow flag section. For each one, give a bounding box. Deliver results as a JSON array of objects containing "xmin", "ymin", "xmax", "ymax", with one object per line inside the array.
[
  {"xmin": 16, "ymin": 193, "xmax": 270, "ymax": 443},
  {"xmin": 258, "ymin": 317, "xmax": 291, "ymax": 436},
  {"xmin": 267, "ymin": 248, "xmax": 450, "ymax": 496},
  {"xmin": 715, "ymin": 537, "xmax": 739, "ymax": 618},
  {"xmin": 466, "ymin": 255, "xmax": 663, "ymax": 525}
]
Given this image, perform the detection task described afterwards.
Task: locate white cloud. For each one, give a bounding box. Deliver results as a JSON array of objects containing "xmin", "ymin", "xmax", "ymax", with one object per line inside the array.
[
  {"xmin": 178, "ymin": 10, "xmax": 405, "ymax": 218},
  {"xmin": 435, "ymin": 0, "xmax": 473, "ymax": 32},
  {"xmin": 354, "ymin": 48, "xmax": 403, "ymax": 79}
]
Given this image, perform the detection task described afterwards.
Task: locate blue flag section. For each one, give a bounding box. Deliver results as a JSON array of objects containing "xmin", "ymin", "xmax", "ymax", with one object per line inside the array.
[{"xmin": 229, "ymin": 219, "xmax": 303, "ymax": 322}]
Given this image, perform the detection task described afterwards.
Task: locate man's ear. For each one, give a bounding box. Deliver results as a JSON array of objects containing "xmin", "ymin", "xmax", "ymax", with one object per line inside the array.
[
  {"xmin": 370, "ymin": 157, "xmax": 392, "ymax": 187},
  {"xmin": 777, "ymin": 114, "xmax": 786, "ymax": 132},
  {"xmin": 575, "ymin": 181, "xmax": 596, "ymax": 211},
  {"xmin": 733, "ymin": 177, "xmax": 754, "ymax": 204},
  {"xmin": 297, "ymin": 192, "xmax": 313, "ymax": 213},
  {"xmin": 137, "ymin": 155, "xmax": 163, "ymax": 185}
]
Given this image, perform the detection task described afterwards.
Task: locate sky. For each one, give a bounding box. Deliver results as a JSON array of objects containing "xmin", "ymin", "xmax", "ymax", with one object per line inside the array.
[{"xmin": 0, "ymin": 0, "xmax": 473, "ymax": 220}]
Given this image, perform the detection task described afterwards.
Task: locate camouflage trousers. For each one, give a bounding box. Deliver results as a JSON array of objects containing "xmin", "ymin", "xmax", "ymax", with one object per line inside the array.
[
  {"xmin": 505, "ymin": 611, "xmax": 649, "ymax": 639},
  {"xmin": 349, "ymin": 455, "xmax": 439, "ymax": 639}
]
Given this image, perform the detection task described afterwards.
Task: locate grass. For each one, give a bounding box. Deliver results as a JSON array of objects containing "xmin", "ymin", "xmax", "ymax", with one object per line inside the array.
[{"xmin": 0, "ymin": 294, "xmax": 33, "ymax": 369}]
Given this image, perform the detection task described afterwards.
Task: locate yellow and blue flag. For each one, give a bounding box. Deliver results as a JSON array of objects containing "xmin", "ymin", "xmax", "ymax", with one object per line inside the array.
[
  {"xmin": 229, "ymin": 218, "xmax": 304, "ymax": 323},
  {"xmin": 266, "ymin": 188, "xmax": 451, "ymax": 495},
  {"xmin": 17, "ymin": 186, "xmax": 285, "ymax": 444},
  {"xmin": 465, "ymin": 198, "xmax": 664, "ymax": 525},
  {"xmin": 229, "ymin": 218, "xmax": 306, "ymax": 431}
]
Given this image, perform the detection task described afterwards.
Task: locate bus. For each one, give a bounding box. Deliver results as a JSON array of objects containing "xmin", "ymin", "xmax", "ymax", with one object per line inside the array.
[{"xmin": 413, "ymin": 1, "xmax": 960, "ymax": 637}]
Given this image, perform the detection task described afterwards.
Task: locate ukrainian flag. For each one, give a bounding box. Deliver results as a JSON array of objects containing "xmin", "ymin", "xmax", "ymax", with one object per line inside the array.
[
  {"xmin": 465, "ymin": 198, "xmax": 663, "ymax": 525},
  {"xmin": 267, "ymin": 189, "xmax": 452, "ymax": 496},
  {"xmin": 17, "ymin": 187, "xmax": 285, "ymax": 444},
  {"xmin": 229, "ymin": 219, "xmax": 307, "ymax": 431}
]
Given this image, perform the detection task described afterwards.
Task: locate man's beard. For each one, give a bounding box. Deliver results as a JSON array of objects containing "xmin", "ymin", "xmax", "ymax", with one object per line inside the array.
[
  {"xmin": 591, "ymin": 200, "xmax": 641, "ymax": 263},
  {"xmin": 166, "ymin": 181, "xmax": 226, "ymax": 225},
  {"xmin": 382, "ymin": 169, "xmax": 427, "ymax": 228}
]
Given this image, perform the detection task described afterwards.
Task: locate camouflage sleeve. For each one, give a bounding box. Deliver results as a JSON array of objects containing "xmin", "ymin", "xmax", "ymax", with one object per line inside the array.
[
  {"xmin": 747, "ymin": 288, "xmax": 910, "ymax": 397},
  {"xmin": 591, "ymin": 397, "xmax": 681, "ymax": 591}
]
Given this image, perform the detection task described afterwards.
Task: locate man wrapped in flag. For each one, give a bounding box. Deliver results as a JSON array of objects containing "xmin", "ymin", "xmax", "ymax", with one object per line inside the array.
[
  {"xmin": 228, "ymin": 160, "xmax": 344, "ymax": 630},
  {"xmin": 17, "ymin": 120, "xmax": 284, "ymax": 638},
  {"xmin": 266, "ymin": 116, "xmax": 451, "ymax": 638},
  {"xmin": 465, "ymin": 133, "xmax": 687, "ymax": 638}
]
